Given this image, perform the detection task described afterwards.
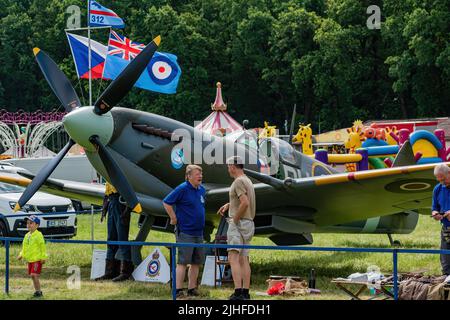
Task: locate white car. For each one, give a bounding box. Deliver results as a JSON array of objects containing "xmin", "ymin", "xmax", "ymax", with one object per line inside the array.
[
  {"xmin": 0, "ymin": 161, "xmax": 24, "ymax": 174},
  {"xmin": 0, "ymin": 182, "xmax": 77, "ymax": 239}
]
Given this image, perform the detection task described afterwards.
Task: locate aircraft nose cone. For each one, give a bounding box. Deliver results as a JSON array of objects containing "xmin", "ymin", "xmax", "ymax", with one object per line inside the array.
[{"xmin": 63, "ymin": 106, "xmax": 114, "ymax": 152}]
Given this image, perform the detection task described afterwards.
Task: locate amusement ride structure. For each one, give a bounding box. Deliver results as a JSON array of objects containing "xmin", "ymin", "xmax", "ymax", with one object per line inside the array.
[
  {"xmin": 0, "ymin": 109, "xmax": 69, "ymax": 159},
  {"xmin": 195, "ymin": 82, "xmax": 243, "ymax": 136}
]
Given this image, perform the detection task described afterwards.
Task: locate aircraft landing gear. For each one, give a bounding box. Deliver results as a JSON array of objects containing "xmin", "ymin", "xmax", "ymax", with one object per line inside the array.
[
  {"xmin": 387, "ymin": 234, "xmax": 401, "ymax": 247},
  {"xmin": 131, "ymin": 215, "xmax": 155, "ymax": 267}
]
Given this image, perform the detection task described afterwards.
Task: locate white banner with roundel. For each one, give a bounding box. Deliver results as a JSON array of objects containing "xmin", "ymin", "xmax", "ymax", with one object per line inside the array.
[{"xmin": 132, "ymin": 247, "xmax": 171, "ymax": 283}]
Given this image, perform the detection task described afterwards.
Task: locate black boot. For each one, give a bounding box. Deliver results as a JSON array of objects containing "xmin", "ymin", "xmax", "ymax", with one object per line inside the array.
[
  {"xmin": 95, "ymin": 259, "xmax": 120, "ymax": 281},
  {"xmin": 112, "ymin": 260, "xmax": 134, "ymax": 282}
]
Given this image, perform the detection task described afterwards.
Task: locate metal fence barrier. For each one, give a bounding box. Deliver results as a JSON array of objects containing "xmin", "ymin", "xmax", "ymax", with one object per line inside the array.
[
  {"xmin": 0, "ymin": 209, "xmax": 102, "ymax": 218},
  {"xmin": 1, "ymin": 236, "xmax": 450, "ymax": 300}
]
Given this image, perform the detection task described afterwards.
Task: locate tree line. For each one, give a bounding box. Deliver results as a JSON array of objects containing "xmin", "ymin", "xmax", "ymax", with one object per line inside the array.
[{"xmin": 0, "ymin": 0, "xmax": 448, "ymax": 133}]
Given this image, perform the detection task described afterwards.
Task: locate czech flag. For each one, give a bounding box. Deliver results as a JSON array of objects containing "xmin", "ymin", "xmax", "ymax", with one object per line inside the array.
[
  {"xmin": 89, "ymin": 0, "xmax": 125, "ymax": 28},
  {"xmin": 66, "ymin": 32, "xmax": 107, "ymax": 79}
]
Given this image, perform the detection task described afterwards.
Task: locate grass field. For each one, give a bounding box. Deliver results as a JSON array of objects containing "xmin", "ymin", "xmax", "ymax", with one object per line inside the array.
[{"xmin": 0, "ymin": 213, "xmax": 444, "ymax": 300}]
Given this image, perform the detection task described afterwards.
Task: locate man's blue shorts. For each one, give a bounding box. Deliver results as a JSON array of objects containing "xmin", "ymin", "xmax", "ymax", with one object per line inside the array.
[{"xmin": 175, "ymin": 228, "xmax": 205, "ymax": 265}]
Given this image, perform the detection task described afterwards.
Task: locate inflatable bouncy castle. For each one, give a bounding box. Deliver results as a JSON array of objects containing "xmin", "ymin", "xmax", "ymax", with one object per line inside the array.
[
  {"xmin": 409, "ymin": 129, "xmax": 450, "ymax": 164},
  {"xmin": 318, "ymin": 120, "xmax": 450, "ymax": 172}
]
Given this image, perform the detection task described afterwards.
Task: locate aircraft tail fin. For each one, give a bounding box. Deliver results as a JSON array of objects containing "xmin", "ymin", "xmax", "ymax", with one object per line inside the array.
[{"xmin": 392, "ymin": 140, "xmax": 415, "ymax": 167}]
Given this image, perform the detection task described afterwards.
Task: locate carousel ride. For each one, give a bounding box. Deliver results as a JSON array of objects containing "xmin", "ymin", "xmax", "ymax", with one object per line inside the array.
[
  {"xmin": 0, "ymin": 109, "xmax": 74, "ymax": 159},
  {"xmin": 194, "ymin": 82, "xmax": 243, "ymax": 136}
]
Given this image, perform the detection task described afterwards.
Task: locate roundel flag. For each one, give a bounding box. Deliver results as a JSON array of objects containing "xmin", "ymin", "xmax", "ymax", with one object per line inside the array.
[
  {"xmin": 149, "ymin": 54, "xmax": 179, "ymax": 85},
  {"xmin": 145, "ymin": 52, "xmax": 181, "ymax": 94},
  {"xmin": 103, "ymin": 30, "xmax": 181, "ymax": 94}
]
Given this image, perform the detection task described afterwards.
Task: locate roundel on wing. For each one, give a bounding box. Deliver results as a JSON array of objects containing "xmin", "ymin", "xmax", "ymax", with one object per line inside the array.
[
  {"xmin": 147, "ymin": 55, "xmax": 178, "ymax": 85},
  {"xmin": 171, "ymin": 148, "xmax": 184, "ymax": 170},
  {"xmin": 385, "ymin": 179, "xmax": 436, "ymax": 193}
]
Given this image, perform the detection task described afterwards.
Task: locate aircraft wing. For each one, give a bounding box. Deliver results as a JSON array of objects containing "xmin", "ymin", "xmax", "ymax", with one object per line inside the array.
[
  {"xmin": 0, "ymin": 172, "xmax": 105, "ymax": 206},
  {"xmin": 0, "ymin": 171, "xmax": 167, "ymax": 214},
  {"xmin": 205, "ymin": 183, "xmax": 274, "ymax": 212},
  {"xmin": 236, "ymin": 162, "xmax": 448, "ymax": 227}
]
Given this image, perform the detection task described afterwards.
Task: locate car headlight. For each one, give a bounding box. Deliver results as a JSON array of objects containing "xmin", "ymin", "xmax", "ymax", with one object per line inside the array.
[
  {"xmin": 9, "ymin": 201, "xmax": 17, "ymax": 210},
  {"xmin": 9, "ymin": 202, "xmax": 35, "ymax": 212}
]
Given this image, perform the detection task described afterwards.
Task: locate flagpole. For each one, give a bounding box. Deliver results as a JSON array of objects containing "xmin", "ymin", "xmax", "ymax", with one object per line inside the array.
[
  {"xmin": 65, "ymin": 26, "xmax": 111, "ymax": 32},
  {"xmin": 88, "ymin": 0, "xmax": 92, "ymax": 106}
]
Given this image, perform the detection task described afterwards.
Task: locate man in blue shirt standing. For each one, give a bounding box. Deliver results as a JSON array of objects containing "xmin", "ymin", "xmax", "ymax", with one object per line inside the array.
[
  {"xmin": 432, "ymin": 163, "xmax": 450, "ymax": 275},
  {"xmin": 163, "ymin": 165, "xmax": 206, "ymax": 298}
]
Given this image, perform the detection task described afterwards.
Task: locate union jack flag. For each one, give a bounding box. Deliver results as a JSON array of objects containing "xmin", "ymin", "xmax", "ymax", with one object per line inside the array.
[{"xmin": 107, "ymin": 31, "xmax": 145, "ymax": 61}]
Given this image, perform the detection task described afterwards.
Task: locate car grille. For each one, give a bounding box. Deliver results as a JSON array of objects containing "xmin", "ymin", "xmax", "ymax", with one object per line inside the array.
[
  {"xmin": 36, "ymin": 205, "xmax": 70, "ymax": 213},
  {"xmin": 43, "ymin": 216, "xmax": 70, "ymax": 221},
  {"xmin": 16, "ymin": 227, "xmax": 76, "ymax": 237},
  {"xmin": 40, "ymin": 226, "xmax": 76, "ymax": 236}
]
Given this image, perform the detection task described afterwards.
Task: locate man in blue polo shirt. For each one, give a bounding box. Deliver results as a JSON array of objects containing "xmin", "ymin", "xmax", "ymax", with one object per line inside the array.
[
  {"xmin": 163, "ymin": 164, "xmax": 206, "ymax": 298},
  {"xmin": 432, "ymin": 164, "xmax": 450, "ymax": 275}
]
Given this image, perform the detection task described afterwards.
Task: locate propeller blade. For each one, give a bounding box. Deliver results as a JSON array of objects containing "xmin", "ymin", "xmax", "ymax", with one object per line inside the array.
[
  {"xmin": 14, "ymin": 139, "xmax": 76, "ymax": 212},
  {"xmin": 89, "ymin": 136, "xmax": 142, "ymax": 213},
  {"xmin": 94, "ymin": 36, "xmax": 161, "ymax": 115},
  {"xmin": 33, "ymin": 48, "xmax": 81, "ymax": 112}
]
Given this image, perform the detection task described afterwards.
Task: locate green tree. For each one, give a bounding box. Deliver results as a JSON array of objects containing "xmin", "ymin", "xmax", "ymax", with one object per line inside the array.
[
  {"xmin": 384, "ymin": 0, "xmax": 450, "ymax": 117},
  {"xmin": 0, "ymin": 0, "xmax": 448, "ymax": 131},
  {"xmin": 263, "ymin": 6, "xmax": 321, "ymax": 126}
]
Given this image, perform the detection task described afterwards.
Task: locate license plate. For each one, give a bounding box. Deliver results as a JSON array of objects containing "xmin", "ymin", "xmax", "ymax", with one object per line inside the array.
[{"xmin": 47, "ymin": 220, "xmax": 67, "ymax": 227}]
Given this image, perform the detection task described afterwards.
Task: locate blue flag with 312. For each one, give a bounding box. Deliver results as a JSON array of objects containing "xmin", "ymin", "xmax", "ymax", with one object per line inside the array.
[{"xmin": 89, "ymin": 0, "xmax": 125, "ymax": 28}]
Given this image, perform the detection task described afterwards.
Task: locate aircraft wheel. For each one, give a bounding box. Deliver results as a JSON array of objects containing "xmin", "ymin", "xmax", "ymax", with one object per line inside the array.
[
  {"xmin": 387, "ymin": 234, "xmax": 401, "ymax": 247},
  {"xmin": 71, "ymin": 200, "xmax": 83, "ymax": 212},
  {"xmin": 392, "ymin": 240, "xmax": 401, "ymax": 247}
]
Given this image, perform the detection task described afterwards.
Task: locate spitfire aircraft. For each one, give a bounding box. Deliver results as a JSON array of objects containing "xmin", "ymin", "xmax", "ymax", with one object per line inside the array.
[{"xmin": 1, "ymin": 35, "xmax": 448, "ymax": 265}]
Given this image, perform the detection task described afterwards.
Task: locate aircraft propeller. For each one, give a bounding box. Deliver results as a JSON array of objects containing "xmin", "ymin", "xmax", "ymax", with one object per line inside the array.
[
  {"xmin": 89, "ymin": 136, "xmax": 142, "ymax": 213},
  {"xmin": 94, "ymin": 36, "xmax": 160, "ymax": 115},
  {"xmin": 14, "ymin": 139, "xmax": 76, "ymax": 211},
  {"xmin": 15, "ymin": 36, "xmax": 161, "ymax": 212},
  {"xmin": 33, "ymin": 48, "xmax": 81, "ymax": 112}
]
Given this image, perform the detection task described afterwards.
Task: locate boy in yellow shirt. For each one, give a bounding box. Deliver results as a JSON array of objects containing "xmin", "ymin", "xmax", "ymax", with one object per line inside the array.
[{"xmin": 18, "ymin": 215, "xmax": 48, "ymax": 297}]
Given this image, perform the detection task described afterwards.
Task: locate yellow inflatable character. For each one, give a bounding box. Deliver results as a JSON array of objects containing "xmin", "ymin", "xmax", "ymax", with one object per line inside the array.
[
  {"xmin": 344, "ymin": 121, "xmax": 365, "ymax": 172},
  {"xmin": 259, "ymin": 121, "xmax": 277, "ymax": 139},
  {"xmin": 292, "ymin": 124, "xmax": 313, "ymax": 155}
]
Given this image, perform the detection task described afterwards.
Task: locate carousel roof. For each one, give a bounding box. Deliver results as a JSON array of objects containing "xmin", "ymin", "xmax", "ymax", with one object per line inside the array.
[{"xmin": 195, "ymin": 82, "xmax": 243, "ymax": 136}]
